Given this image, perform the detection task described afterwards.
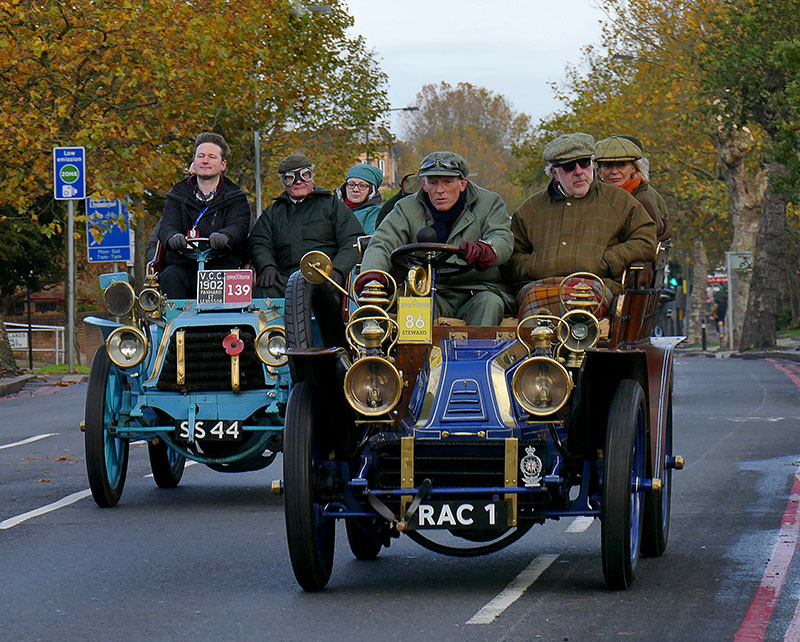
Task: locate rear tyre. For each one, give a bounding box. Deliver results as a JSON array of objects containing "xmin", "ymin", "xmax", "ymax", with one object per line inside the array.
[
  {"xmin": 284, "ymin": 382, "xmax": 335, "ymax": 591},
  {"xmin": 346, "ymin": 518, "xmax": 383, "ymax": 561},
  {"xmin": 642, "ymin": 381, "xmax": 673, "ymax": 557},
  {"xmin": 601, "ymin": 379, "xmax": 646, "ymax": 589},
  {"xmin": 147, "ymin": 440, "xmax": 186, "ymax": 488},
  {"xmin": 85, "ymin": 348, "xmax": 130, "ymax": 507}
]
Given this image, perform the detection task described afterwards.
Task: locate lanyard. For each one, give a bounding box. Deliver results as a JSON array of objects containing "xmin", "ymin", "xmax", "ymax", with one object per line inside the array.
[{"xmin": 192, "ymin": 206, "xmax": 209, "ymax": 231}]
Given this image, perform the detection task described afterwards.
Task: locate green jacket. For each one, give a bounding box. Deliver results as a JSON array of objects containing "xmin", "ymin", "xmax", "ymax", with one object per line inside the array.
[
  {"xmin": 334, "ymin": 183, "xmax": 382, "ymax": 234},
  {"xmin": 249, "ymin": 186, "xmax": 362, "ymax": 283},
  {"xmin": 361, "ymin": 181, "xmax": 514, "ymax": 294},
  {"xmin": 502, "ymin": 180, "xmax": 656, "ymax": 295}
]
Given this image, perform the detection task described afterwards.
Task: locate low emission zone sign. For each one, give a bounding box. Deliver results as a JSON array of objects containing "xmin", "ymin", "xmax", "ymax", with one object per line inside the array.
[{"xmin": 53, "ymin": 146, "xmax": 86, "ymax": 200}]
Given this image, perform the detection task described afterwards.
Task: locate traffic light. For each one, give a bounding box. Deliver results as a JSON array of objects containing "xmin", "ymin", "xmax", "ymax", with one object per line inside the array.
[{"xmin": 667, "ymin": 261, "xmax": 681, "ymax": 288}]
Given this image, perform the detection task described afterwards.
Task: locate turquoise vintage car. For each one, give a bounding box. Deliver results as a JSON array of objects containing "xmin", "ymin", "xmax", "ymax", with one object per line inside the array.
[{"xmin": 84, "ymin": 238, "xmax": 289, "ymax": 507}]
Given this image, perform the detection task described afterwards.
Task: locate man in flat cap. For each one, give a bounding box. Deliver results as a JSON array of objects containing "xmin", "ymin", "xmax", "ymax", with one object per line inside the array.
[
  {"xmin": 501, "ymin": 132, "xmax": 656, "ymax": 317},
  {"xmin": 249, "ymin": 153, "xmax": 362, "ymax": 298},
  {"xmin": 358, "ymin": 151, "xmax": 514, "ymax": 325}
]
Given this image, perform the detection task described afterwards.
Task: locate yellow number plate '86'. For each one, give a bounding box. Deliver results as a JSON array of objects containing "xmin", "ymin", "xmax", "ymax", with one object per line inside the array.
[{"xmin": 397, "ymin": 297, "xmax": 432, "ymax": 344}]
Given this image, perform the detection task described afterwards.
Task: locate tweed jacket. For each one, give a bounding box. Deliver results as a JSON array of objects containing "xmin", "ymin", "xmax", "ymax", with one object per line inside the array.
[
  {"xmin": 361, "ymin": 181, "xmax": 514, "ymax": 294},
  {"xmin": 502, "ymin": 180, "xmax": 656, "ymax": 295}
]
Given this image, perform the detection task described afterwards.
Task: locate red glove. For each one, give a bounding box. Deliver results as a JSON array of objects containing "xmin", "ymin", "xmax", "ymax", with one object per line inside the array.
[
  {"xmin": 460, "ymin": 241, "xmax": 496, "ymax": 271},
  {"xmin": 353, "ymin": 271, "xmax": 388, "ymax": 296}
]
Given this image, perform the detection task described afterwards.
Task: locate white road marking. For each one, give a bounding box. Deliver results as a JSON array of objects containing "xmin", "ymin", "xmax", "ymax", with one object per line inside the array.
[
  {"xmin": 0, "ymin": 433, "xmax": 58, "ymax": 450},
  {"xmin": 566, "ymin": 516, "xmax": 594, "ymax": 533},
  {"xmin": 467, "ymin": 554, "xmax": 558, "ymax": 624},
  {"xmin": 143, "ymin": 460, "xmax": 198, "ymax": 478},
  {"xmin": 0, "ymin": 489, "xmax": 92, "ymax": 530}
]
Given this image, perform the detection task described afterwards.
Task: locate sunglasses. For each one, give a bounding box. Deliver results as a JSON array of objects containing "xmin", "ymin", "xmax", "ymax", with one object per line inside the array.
[
  {"xmin": 419, "ymin": 158, "xmax": 462, "ymax": 173},
  {"xmin": 556, "ymin": 157, "xmax": 593, "ymax": 172},
  {"xmin": 281, "ymin": 167, "xmax": 313, "ymax": 187},
  {"xmin": 345, "ymin": 181, "xmax": 371, "ymax": 191}
]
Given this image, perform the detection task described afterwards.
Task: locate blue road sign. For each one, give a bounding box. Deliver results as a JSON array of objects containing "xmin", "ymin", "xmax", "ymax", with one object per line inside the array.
[
  {"xmin": 53, "ymin": 146, "xmax": 86, "ymax": 200},
  {"xmin": 86, "ymin": 199, "xmax": 132, "ymax": 262}
]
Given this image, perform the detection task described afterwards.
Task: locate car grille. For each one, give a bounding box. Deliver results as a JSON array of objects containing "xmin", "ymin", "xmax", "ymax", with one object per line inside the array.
[
  {"xmin": 372, "ymin": 439, "xmax": 508, "ymax": 490},
  {"xmin": 157, "ymin": 326, "xmax": 265, "ymax": 392}
]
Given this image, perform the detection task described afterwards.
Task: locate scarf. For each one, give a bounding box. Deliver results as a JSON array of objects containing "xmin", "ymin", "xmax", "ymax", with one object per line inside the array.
[
  {"xmin": 423, "ymin": 190, "xmax": 468, "ymax": 243},
  {"xmin": 619, "ymin": 174, "xmax": 643, "ymax": 195}
]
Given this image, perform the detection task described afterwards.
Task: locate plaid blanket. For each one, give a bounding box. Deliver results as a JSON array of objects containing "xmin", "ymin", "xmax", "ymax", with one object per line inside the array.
[{"xmin": 517, "ymin": 276, "xmax": 612, "ymax": 318}]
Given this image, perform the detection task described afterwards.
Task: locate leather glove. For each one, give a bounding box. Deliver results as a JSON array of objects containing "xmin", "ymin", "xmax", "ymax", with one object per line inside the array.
[
  {"xmin": 460, "ymin": 241, "xmax": 496, "ymax": 272},
  {"xmin": 209, "ymin": 232, "xmax": 229, "ymax": 250},
  {"xmin": 257, "ymin": 265, "xmax": 279, "ymax": 288},
  {"xmin": 167, "ymin": 233, "xmax": 187, "ymax": 251},
  {"xmin": 353, "ymin": 271, "xmax": 387, "ymax": 296}
]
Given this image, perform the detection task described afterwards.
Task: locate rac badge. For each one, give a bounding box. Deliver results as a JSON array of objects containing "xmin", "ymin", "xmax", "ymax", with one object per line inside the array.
[{"xmin": 520, "ymin": 445, "xmax": 543, "ymax": 487}]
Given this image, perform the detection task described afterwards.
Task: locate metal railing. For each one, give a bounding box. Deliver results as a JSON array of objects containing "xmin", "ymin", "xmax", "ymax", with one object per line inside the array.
[{"xmin": 6, "ymin": 322, "xmax": 65, "ymax": 364}]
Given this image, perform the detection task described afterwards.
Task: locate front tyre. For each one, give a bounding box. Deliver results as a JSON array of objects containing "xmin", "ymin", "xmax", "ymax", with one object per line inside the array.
[
  {"xmin": 147, "ymin": 440, "xmax": 186, "ymax": 488},
  {"xmin": 284, "ymin": 382, "xmax": 335, "ymax": 591},
  {"xmin": 85, "ymin": 348, "xmax": 130, "ymax": 507},
  {"xmin": 601, "ymin": 379, "xmax": 646, "ymax": 589}
]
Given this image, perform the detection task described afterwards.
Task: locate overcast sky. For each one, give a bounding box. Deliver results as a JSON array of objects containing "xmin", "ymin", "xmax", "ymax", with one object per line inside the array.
[{"xmin": 344, "ymin": 0, "xmax": 608, "ymax": 133}]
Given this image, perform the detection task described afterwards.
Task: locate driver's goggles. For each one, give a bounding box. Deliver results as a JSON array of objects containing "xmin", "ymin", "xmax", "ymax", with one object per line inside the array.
[
  {"xmin": 419, "ymin": 158, "xmax": 462, "ymax": 173},
  {"xmin": 555, "ymin": 157, "xmax": 592, "ymax": 172},
  {"xmin": 280, "ymin": 167, "xmax": 313, "ymax": 187}
]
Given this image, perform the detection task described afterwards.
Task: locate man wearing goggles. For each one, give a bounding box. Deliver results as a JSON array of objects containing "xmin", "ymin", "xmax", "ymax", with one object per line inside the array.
[
  {"xmin": 249, "ymin": 153, "xmax": 362, "ymax": 337},
  {"xmin": 358, "ymin": 151, "xmax": 515, "ymax": 326},
  {"xmin": 501, "ymin": 132, "xmax": 656, "ymax": 317}
]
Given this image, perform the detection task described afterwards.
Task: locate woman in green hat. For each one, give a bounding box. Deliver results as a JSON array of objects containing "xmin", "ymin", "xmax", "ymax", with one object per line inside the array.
[
  {"xmin": 595, "ymin": 136, "xmax": 672, "ymax": 242},
  {"xmin": 335, "ymin": 163, "xmax": 384, "ymax": 234}
]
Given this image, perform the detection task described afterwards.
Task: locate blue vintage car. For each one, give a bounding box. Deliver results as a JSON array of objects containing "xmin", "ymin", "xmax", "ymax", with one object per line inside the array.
[
  {"xmin": 84, "ymin": 239, "xmax": 289, "ymax": 507},
  {"xmin": 279, "ymin": 243, "xmax": 684, "ymax": 591}
]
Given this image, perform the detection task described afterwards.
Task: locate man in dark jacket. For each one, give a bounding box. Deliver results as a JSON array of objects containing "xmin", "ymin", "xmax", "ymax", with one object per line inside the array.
[
  {"xmin": 157, "ymin": 133, "xmax": 251, "ymax": 298},
  {"xmin": 249, "ymin": 153, "xmax": 362, "ymax": 298}
]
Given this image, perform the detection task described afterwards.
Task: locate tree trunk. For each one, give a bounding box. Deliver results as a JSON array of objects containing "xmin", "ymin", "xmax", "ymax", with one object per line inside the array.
[
  {"xmin": 0, "ymin": 314, "xmax": 19, "ymax": 374},
  {"xmin": 740, "ymin": 162, "xmax": 787, "ymax": 350},
  {"xmin": 784, "ymin": 226, "xmax": 800, "ymax": 326},
  {"xmin": 687, "ymin": 240, "xmax": 710, "ymax": 345},
  {"xmin": 711, "ymin": 124, "xmax": 768, "ymax": 348}
]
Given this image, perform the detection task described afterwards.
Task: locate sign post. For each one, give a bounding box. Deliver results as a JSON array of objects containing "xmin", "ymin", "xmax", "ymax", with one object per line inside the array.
[{"xmin": 54, "ymin": 147, "xmax": 86, "ymax": 374}]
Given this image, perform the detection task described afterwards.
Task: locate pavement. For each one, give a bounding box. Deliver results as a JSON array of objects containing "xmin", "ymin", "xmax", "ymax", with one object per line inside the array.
[
  {"xmin": 676, "ymin": 335, "xmax": 800, "ymax": 362},
  {"xmin": 0, "ymin": 370, "xmax": 88, "ymax": 397}
]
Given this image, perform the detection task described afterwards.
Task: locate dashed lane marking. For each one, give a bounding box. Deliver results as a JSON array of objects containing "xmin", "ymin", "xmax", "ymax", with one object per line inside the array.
[
  {"xmin": 0, "ymin": 489, "xmax": 92, "ymax": 530},
  {"xmin": 467, "ymin": 554, "xmax": 558, "ymax": 624},
  {"xmin": 0, "ymin": 433, "xmax": 58, "ymax": 450},
  {"xmin": 566, "ymin": 516, "xmax": 595, "ymax": 533}
]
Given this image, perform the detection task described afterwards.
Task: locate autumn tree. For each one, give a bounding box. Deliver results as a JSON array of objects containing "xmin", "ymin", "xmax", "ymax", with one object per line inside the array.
[
  {"xmin": 401, "ymin": 82, "xmax": 530, "ymax": 209},
  {"xmin": 0, "ymin": 0, "xmax": 387, "ymax": 370},
  {"xmin": 701, "ymin": 0, "xmax": 800, "ymax": 349}
]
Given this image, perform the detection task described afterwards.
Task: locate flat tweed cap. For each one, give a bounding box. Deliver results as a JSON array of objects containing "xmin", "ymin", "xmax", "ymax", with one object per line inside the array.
[
  {"xmin": 542, "ymin": 132, "xmax": 596, "ymax": 164},
  {"xmin": 277, "ymin": 153, "xmax": 313, "ymax": 173},
  {"xmin": 595, "ymin": 136, "xmax": 643, "ymax": 162}
]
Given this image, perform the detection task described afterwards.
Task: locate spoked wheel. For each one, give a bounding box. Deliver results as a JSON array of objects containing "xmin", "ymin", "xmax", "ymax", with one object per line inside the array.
[
  {"xmin": 642, "ymin": 380, "xmax": 673, "ymax": 557},
  {"xmin": 85, "ymin": 348, "xmax": 130, "ymax": 507},
  {"xmin": 601, "ymin": 379, "xmax": 646, "ymax": 589},
  {"xmin": 147, "ymin": 439, "xmax": 186, "ymax": 489},
  {"xmin": 284, "ymin": 382, "xmax": 335, "ymax": 591},
  {"xmin": 346, "ymin": 518, "xmax": 383, "ymax": 561}
]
